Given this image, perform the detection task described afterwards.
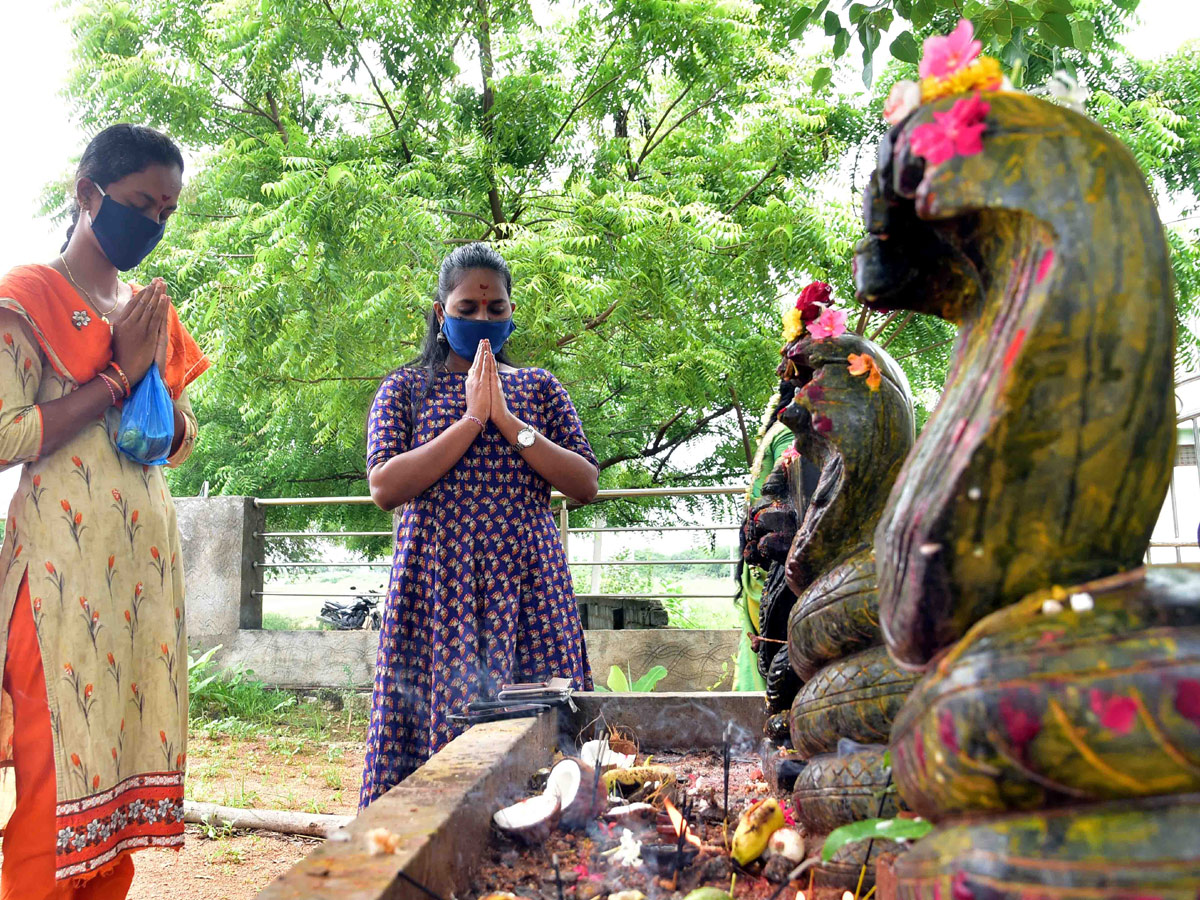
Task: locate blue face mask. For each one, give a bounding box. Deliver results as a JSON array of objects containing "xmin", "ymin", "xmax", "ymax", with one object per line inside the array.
[
  {"xmin": 441, "ymin": 315, "xmax": 516, "ymax": 360},
  {"xmin": 90, "ymin": 184, "xmax": 166, "ymax": 271}
]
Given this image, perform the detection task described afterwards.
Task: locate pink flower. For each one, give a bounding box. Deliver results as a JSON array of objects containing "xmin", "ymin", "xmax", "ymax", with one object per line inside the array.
[
  {"xmin": 884, "ymin": 80, "xmax": 922, "ymax": 125},
  {"xmin": 807, "ymin": 307, "xmax": 848, "ymax": 340},
  {"xmin": 813, "ymin": 415, "xmax": 833, "ymax": 435},
  {"xmin": 1090, "ymin": 689, "xmax": 1138, "ymax": 735},
  {"xmin": 1175, "ymin": 679, "xmax": 1200, "ymax": 729},
  {"xmin": 912, "ymin": 93, "xmax": 988, "ymax": 168},
  {"xmin": 919, "ymin": 18, "xmax": 981, "ymax": 80},
  {"xmin": 910, "ymin": 94, "xmax": 990, "ymax": 167},
  {"xmin": 999, "ymin": 696, "xmax": 1041, "ymax": 750},
  {"xmin": 795, "ymin": 281, "xmax": 832, "ymax": 320}
]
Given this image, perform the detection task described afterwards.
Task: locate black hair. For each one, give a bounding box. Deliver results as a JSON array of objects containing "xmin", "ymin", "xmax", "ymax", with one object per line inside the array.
[
  {"xmin": 403, "ymin": 242, "xmax": 517, "ymax": 420},
  {"xmin": 62, "ymin": 124, "xmax": 185, "ymax": 252}
]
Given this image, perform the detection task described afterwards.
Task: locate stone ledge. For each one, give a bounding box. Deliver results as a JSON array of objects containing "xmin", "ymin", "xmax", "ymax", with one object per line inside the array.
[
  {"xmin": 567, "ymin": 692, "xmax": 768, "ymax": 752},
  {"xmin": 257, "ymin": 712, "xmax": 557, "ymax": 900}
]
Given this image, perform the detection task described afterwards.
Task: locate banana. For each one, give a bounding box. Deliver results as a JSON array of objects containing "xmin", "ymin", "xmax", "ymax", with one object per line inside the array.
[{"xmin": 730, "ymin": 797, "xmax": 786, "ymax": 865}]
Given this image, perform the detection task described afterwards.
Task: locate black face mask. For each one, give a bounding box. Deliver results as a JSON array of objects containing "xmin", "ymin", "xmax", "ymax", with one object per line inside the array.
[{"xmin": 89, "ymin": 184, "xmax": 166, "ymax": 271}]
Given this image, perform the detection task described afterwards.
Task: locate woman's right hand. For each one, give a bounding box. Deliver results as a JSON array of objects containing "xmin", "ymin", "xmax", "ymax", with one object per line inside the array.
[
  {"xmin": 465, "ymin": 340, "xmax": 491, "ymax": 423},
  {"xmin": 111, "ymin": 279, "xmax": 169, "ymax": 386}
]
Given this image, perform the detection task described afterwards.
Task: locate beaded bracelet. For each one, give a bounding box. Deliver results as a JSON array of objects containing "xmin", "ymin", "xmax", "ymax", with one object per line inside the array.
[
  {"xmin": 108, "ymin": 362, "xmax": 131, "ymax": 398},
  {"xmin": 97, "ymin": 373, "xmax": 120, "ymax": 407},
  {"xmin": 463, "ymin": 415, "xmax": 485, "ymax": 431}
]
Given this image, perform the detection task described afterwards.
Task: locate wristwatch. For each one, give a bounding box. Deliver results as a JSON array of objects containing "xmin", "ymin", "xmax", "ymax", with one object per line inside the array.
[{"xmin": 516, "ymin": 424, "xmax": 537, "ymax": 449}]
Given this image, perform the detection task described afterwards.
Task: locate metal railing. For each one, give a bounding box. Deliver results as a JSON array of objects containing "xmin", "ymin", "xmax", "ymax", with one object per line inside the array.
[
  {"xmin": 1149, "ymin": 383, "xmax": 1200, "ymax": 564},
  {"xmin": 252, "ymin": 485, "xmax": 748, "ymax": 607}
]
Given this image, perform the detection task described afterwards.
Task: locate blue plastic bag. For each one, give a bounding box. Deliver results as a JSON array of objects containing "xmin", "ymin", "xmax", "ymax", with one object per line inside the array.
[{"xmin": 116, "ymin": 362, "xmax": 175, "ymax": 466}]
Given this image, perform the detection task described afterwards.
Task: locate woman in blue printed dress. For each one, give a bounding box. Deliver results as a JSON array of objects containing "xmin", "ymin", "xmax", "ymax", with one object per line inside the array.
[{"xmin": 360, "ymin": 244, "xmax": 598, "ymax": 805}]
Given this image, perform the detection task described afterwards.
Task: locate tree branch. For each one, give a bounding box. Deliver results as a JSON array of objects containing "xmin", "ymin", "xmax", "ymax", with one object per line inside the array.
[
  {"xmin": 198, "ymin": 60, "xmax": 288, "ymax": 144},
  {"xmin": 879, "ymin": 312, "xmax": 916, "ymax": 348},
  {"xmin": 868, "ymin": 309, "xmax": 901, "ymax": 341},
  {"xmin": 729, "ymin": 386, "xmax": 754, "ymax": 468},
  {"xmin": 556, "ymin": 299, "xmax": 620, "ymax": 348},
  {"xmin": 596, "ymin": 404, "xmax": 735, "ymax": 470},
  {"xmin": 635, "ymin": 91, "xmax": 723, "ymax": 174},
  {"xmin": 726, "ymin": 162, "xmax": 779, "ymax": 216},
  {"xmin": 637, "ymin": 82, "xmax": 694, "ymax": 168},
  {"xmin": 894, "ymin": 336, "xmax": 954, "ymax": 360}
]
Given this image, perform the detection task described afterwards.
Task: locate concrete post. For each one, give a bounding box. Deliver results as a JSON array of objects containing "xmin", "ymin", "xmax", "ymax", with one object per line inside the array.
[{"xmin": 175, "ymin": 496, "xmax": 264, "ymax": 638}]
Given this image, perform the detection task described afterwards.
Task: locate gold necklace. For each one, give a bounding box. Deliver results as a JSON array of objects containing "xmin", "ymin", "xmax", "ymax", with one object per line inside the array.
[{"xmin": 59, "ymin": 254, "xmax": 118, "ymax": 320}]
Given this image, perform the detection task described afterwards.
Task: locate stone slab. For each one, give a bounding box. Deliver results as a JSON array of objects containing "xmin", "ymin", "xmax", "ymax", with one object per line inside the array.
[
  {"xmin": 566, "ymin": 692, "xmax": 768, "ymax": 752},
  {"xmin": 257, "ymin": 712, "xmax": 557, "ymax": 900},
  {"xmin": 197, "ymin": 628, "xmax": 744, "ymax": 693},
  {"xmin": 177, "ymin": 496, "xmax": 263, "ymax": 636}
]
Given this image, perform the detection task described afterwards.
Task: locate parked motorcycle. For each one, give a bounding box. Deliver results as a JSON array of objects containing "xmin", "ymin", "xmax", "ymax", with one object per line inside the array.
[{"xmin": 318, "ymin": 587, "xmax": 382, "ymax": 630}]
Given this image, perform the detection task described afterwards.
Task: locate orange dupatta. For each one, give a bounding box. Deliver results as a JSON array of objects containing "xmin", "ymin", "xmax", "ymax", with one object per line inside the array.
[{"xmin": 0, "ymin": 264, "xmax": 209, "ymax": 399}]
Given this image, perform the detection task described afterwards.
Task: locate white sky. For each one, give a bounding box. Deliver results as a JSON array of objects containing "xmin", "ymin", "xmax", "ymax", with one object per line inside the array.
[{"xmin": 0, "ymin": 1, "xmax": 1196, "ymax": 521}]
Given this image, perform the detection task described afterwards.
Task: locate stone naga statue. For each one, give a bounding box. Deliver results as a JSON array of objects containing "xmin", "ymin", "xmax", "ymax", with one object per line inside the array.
[{"xmin": 854, "ymin": 92, "xmax": 1176, "ymax": 670}]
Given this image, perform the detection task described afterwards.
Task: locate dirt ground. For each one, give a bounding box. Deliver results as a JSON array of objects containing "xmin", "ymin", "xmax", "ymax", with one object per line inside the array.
[{"xmin": 0, "ymin": 732, "xmax": 366, "ymax": 900}]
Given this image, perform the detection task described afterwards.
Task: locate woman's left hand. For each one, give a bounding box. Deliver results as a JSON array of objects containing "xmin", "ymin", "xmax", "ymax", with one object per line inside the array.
[{"xmin": 485, "ymin": 341, "xmax": 511, "ymax": 424}]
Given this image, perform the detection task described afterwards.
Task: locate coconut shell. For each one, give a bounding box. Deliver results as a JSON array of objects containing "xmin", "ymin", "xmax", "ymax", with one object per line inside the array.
[
  {"xmin": 546, "ymin": 758, "xmax": 607, "ymax": 829},
  {"xmin": 492, "ymin": 793, "xmax": 561, "ymax": 844}
]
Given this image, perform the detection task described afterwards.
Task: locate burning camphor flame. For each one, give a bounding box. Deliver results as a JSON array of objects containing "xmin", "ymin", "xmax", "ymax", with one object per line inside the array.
[{"xmin": 662, "ymin": 797, "xmax": 702, "ymax": 848}]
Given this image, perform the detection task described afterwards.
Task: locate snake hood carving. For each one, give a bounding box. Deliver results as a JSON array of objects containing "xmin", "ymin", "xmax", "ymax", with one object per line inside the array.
[
  {"xmin": 779, "ymin": 332, "xmax": 915, "ymax": 596},
  {"xmin": 854, "ymin": 92, "xmax": 1175, "ymax": 669}
]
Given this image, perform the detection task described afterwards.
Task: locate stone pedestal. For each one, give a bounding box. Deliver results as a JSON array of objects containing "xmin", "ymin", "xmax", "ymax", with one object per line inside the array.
[{"xmin": 176, "ymin": 496, "xmax": 263, "ymax": 637}]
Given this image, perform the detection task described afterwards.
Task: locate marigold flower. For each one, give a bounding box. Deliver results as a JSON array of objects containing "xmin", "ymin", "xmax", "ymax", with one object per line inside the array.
[
  {"xmin": 921, "ymin": 56, "xmax": 1003, "ymax": 103},
  {"xmin": 782, "ymin": 308, "xmax": 805, "ymax": 344}
]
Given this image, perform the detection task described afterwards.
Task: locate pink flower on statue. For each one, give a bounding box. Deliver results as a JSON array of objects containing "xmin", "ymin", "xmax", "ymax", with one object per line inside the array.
[
  {"xmin": 807, "ymin": 307, "xmax": 848, "ymax": 340},
  {"xmin": 1090, "ymin": 689, "xmax": 1138, "ymax": 735},
  {"xmin": 910, "ymin": 94, "xmax": 990, "ymax": 167},
  {"xmin": 1175, "ymin": 679, "xmax": 1200, "ymax": 729},
  {"xmin": 999, "ymin": 696, "xmax": 1041, "ymax": 750},
  {"xmin": 919, "ymin": 18, "xmax": 982, "ymax": 80},
  {"xmin": 884, "ymin": 80, "xmax": 922, "ymax": 125}
]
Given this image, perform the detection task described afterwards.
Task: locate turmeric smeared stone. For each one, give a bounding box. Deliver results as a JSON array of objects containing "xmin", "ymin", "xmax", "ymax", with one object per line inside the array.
[
  {"xmin": 891, "ymin": 566, "xmax": 1200, "ymax": 818},
  {"xmin": 893, "ymin": 793, "xmax": 1200, "ymax": 898},
  {"xmin": 730, "ymin": 797, "xmax": 786, "ymax": 865}
]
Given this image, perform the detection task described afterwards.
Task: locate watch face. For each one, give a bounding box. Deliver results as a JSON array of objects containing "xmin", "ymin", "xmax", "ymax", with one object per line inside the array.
[{"xmin": 518, "ymin": 428, "xmax": 536, "ymax": 448}]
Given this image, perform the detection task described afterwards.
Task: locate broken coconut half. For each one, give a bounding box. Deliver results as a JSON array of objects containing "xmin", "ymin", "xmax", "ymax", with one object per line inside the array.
[
  {"xmin": 605, "ymin": 802, "xmax": 658, "ymax": 828},
  {"xmin": 492, "ymin": 792, "xmax": 561, "ymax": 844},
  {"xmin": 580, "ymin": 739, "xmax": 637, "ymax": 770},
  {"xmin": 544, "ymin": 758, "xmax": 608, "ymax": 828}
]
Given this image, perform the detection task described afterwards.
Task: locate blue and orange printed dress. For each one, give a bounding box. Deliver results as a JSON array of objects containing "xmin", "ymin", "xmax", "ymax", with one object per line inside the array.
[{"xmin": 360, "ymin": 366, "xmax": 595, "ymax": 806}]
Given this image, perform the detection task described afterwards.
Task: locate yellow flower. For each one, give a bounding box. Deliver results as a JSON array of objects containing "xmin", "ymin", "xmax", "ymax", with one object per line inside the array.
[
  {"xmin": 921, "ymin": 56, "xmax": 1004, "ymax": 103},
  {"xmin": 847, "ymin": 353, "xmax": 882, "ymax": 392},
  {"xmin": 782, "ymin": 308, "xmax": 804, "ymax": 343}
]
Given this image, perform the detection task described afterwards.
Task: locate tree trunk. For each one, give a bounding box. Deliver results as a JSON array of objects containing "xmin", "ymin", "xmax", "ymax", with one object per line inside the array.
[{"xmin": 476, "ymin": 0, "xmax": 505, "ymax": 225}]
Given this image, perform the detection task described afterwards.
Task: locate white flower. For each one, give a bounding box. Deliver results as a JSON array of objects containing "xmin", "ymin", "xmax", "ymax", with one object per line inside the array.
[
  {"xmin": 1041, "ymin": 599, "xmax": 1064, "ymax": 615},
  {"xmin": 609, "ymin": 828, "xmax": 644, "ymax": 868},
  {"xmin": 1069, "ymin": 592, "xmax": 1095, "ymax": 612},
  {"xmin": 1046, "ymin": 71, "xmax": 1090, "ymax": 114},
  {"xmin": 884, "ymin": 80, "xmax": 922, "ymax": 125}
]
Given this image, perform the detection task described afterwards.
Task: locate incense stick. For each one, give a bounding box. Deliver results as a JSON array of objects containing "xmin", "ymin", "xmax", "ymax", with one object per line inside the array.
[
  {"xmin": 397, "ymin": 870, "xmax": 449, "ymax": 900},
  {"xmin": 552, "ymin": 853, "xmax": 564, "ymax": 900},
  {"xmin": 722, "ymin": 721, "xmax": 733, "ymax": 825}
]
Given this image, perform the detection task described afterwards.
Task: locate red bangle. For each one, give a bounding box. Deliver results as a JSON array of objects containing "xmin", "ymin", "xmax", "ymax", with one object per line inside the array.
[
  {"xmin": 97, "ymin": 373, "xmax": 119, "ymax": 407},
  {"xmin": 463, "ymin": 415, "xmax": 485, "ymax": 432},
  {"xmin": 108, "ymin": 363, "xmax": 131, "ymax": 397}
]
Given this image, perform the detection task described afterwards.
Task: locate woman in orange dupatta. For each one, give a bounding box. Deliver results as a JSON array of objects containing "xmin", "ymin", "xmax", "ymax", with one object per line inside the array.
[{"xmin": 0, "ymin": 125, "xmax": 208, "ymax": 899}]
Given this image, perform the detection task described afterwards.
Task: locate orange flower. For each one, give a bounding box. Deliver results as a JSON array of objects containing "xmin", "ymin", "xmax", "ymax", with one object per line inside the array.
[
  {"xmin": 131, "ymin": 511, "xmax": 139, "ymax": 524},
  {"xmin": 79, "ymin": 596, "xmax": 88, "ymax": 610},
  {"xmin": 124, "ymin": 610, "xmax": 131, "ymax": 623},
  {"xmin": 60, "ymin": 500, "xmax": 71, "ymax": 513},
  {"xmin": 107, "ymin": 652, "xmax": 115, "ymax": 666},
  {"xmin": 63, "ymin": 662, "xmax": 73, "ymax": 675},
  {"xmin": 160, "ymin": 643, "xmax": 170, "ymax": 656},
  {"xmin": 92, "ymin": 775, "xmax": 100, "ymax": 790},
  {"xmin": 71, "ymin": 753, "xmax": 81, "ymax": 768},
  {"xmin": 131, "ymin": 683, "xmax": 139, "ymax": 696},
  {"xmin": 13, "ymin": 544, "xmax": 20, "ymax": 557},
  {"xmin": 120, "ymin": 718, "xmax": 125, "ymax": 731},
  {"xmin": 847, "ymin": 353, "xmax": 883, "ymax": 392},
  {"xmin": 150, "ymin": 547, "xmax": 160, "ymax": 560},
  {"xmin": 83, "ymin": 684, "xmax": 93, "ymax": 700},
  {"xmin": 175, "ymin": 753, "xmax": 184, "ymax": 769},
  {"xmin": 74, "ymin": 513, "xmax": 82, "ymax": 526},
  {"xmin": 71, "ymin": 456, "xmax": 83, "ymax": 468},
  {"xmin": 3, "ymin": 334, "xmax": 12, "ymax": 346},
  {"xmin": 32, "ymin": 597, "xmax": 41, "ymax": 612},
  {"xmin": 175, "ymin": 608, "xmax": 181, "ymax": 620},
  {"xmin": 111, "ymin": 747, "xmax": 118, "ymax": 761},
  {"xmin": 45, "ymin": 561, "xmax": 55, "ymax": 575},
  {"xmin": 135, "ymin": 583, "xmax": 143, "ymax": 597},
  {"xmin": 112, "ymin": 489, "xmax": 122, "ymax": 503},
  {"xmin": 23, "ymin": 358, "xmax": 31, "ymax": 372},
  {"xmin": 159, "ymin": 730, "xmax": 167, "ymax": 745},
  {"xmin": 32, "ymin": 475, "xmax": 40, "ymax": 488},
  {"xmin": 92, "ymin": 611, "xmax": 100, "ymax": 625},
  {"xmin": 108, "ymin": 555, "xmax": 115, "ymax": 570}
]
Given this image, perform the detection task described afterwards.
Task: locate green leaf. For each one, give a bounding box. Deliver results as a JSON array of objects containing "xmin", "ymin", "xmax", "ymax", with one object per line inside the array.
[
  {"xmin": 1036, "ymin": 0, "xmax": 1074, "ymax": 12},
  {"xmin": 632, "ymin": 665, "xmax": 668, "ymax": 691},
  {"xmin": 606, "ymin": 665, "xmax": 631, "ymax": 692},
  {"xmin": 833, "ymin": 27, "xmax": 851, "ymax": 58},
  {"xmin": 1071, "ymin": 19, "xmax": 1094, "ymax": 51},
  {"xmin": 822, "ymin": 818, "xmax": 934, "ymax": 862},
  {"xmin": 889, "ymin": 30, "xmax": 920, "ymax": 64},
  {"xmin": 848, "ymin": 3, "xmax": 868, "ymax": 25},
  {"xmin": 812, "ymin": 66, "xmax": 833, "ymax": 92},
  {"xmin": 910, "ymin": 0, "xmax": 936, "ymax": 29},
  {"xmin": 1111, "ymin": 0, "xmax": 1139, "ymax": 8},
  {"xmin": 823, "ymin": 10, "xmax": 840, "ymax": 35},
  {"xmin": 1037, "ymin": 12, "xmax": 1074, "ymax": 48}
]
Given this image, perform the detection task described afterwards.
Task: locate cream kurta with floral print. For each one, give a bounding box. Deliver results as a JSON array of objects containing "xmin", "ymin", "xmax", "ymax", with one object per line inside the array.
[{"xmin": 0, "ymin": 305, "xmax": 198, "ymax": 880}]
